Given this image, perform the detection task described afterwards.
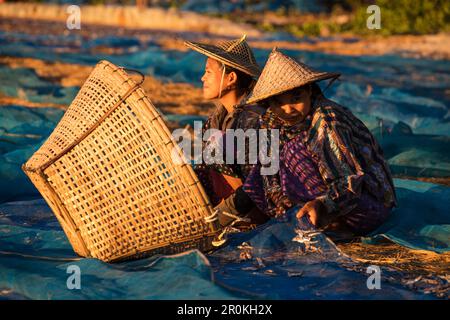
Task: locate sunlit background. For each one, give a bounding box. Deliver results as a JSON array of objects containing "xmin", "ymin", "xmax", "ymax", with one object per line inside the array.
[{"xmin": 0, "ymin": 0, "xmax": 448, "ymax": 300}]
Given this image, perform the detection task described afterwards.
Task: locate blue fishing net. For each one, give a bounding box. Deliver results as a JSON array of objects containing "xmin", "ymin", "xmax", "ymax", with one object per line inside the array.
[{"xmin": 1, "ymin": 31, "xmax": 448, "ymax": 197}]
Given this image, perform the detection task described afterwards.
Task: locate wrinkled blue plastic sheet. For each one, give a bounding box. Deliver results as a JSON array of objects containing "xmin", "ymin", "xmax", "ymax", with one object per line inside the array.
[
  {"xmin": 0, "ymin": 106, "xmax": 65, "ymax": 202},
  {"xmin": 1, "ymin": 31, "xmax": 449, "ymax": 203},
  {"xmin": 0, "ymin": 105, "xmax": 449, "ymax": 203},
  {"xmin": 0, "ymin": 28, "xmax": 449, "ymax": 300},
  {"xmin": 0, "ymin": 179, "xmax": 447, "ymax": 300}
]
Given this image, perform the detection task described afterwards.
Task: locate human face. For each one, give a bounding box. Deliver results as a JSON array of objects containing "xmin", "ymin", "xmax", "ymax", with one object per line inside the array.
[
  {"xmin": 269, "ymin": 86, "xmax": 312, "ymax": 124},
  {"xmin": 201, "ymin": 58, "xmax": 226, "ymax": 100}
]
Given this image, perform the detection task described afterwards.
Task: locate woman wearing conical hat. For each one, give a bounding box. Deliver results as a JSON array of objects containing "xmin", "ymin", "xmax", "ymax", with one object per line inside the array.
[
  {"xmin": 238, "ymin": 48, "xmax": 397, "ymax": 238},
  {"xmin": 184, "ymin": 35, "xmax": 268, "ymax": 228}
]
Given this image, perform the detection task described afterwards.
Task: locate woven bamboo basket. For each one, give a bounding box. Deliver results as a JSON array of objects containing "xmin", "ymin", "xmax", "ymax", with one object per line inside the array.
[{"xmin": 22, "ymin": 60, "xmax": 218, "ymax": 262}]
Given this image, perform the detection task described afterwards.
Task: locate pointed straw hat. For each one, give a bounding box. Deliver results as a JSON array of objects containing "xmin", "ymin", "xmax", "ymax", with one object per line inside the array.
[
  {"xmin": 184, "ymin": 35, "xmax": 261, "ymax": 78},
  {"xmin": 245, "ymin": 48, "xmax": 341, "ymax": 104}
]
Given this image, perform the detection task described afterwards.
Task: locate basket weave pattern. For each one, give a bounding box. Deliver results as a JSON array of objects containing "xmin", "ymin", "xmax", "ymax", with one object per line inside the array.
[
  {"xmin": 246, "ymin": 48, "xmax": 340, "ymax": 104},
  {"xmin": 184, "ymin": 35, "xmax": 261, "ymax": 77},
  {"xmin": 23, "ymin": 61, "xmax": 217, "ymax": 262}
]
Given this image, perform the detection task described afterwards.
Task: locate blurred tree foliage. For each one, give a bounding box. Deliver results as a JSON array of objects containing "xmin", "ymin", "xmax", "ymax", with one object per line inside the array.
[
  {"xmin": 4, "ymin": 0, "xmax": 449, "ymax": 35},
  {"xmin": 348, "ymin": 0, "xmax": 450, "ymax": 35}
]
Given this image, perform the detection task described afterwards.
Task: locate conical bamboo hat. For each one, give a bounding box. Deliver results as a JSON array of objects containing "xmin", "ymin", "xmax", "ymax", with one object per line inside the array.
[
  {"xmin": 184, "ymin": 35, "xmax": 260, "ymax": 78},
  {"xmin": 246, "ymin": 48, "xmax": 340, "ymax": 104}
]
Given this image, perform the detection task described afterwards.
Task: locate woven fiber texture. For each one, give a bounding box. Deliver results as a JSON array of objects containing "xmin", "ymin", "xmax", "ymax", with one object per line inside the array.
[
  {"xmin": 184, "ymin": 35, "xmax": 260, "ymax": 77},
  {"xmin": 23, "ymin": 60, "xmax": 217, "ymax": 262},
  {"xmin": 246, "ymin": 48, "xmax": 340, "ymax": 104}
]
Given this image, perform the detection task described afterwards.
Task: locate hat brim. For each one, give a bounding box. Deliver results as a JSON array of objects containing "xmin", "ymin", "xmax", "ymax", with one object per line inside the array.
[
  {"xmin": 184, "ymin": 40, "xmax": 260, "ymax": 78},
  {"xmin": 246, "ymin": 72, "xmax": 340, "ymax": 104}
]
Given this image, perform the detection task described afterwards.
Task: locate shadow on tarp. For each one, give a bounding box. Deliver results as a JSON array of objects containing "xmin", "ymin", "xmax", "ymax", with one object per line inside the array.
[
  {"xmin": 1, "ymin": 105, "xmax": 449, "ymax": 204},
  {"xmin": 0, "ymin": 178, "xmax": 447, "ymax": 299},
  {"xmin": 207, "ymin": 212, "xmax": 435, "ymax": 300},
  {"xmin": 0, "ymin": 201, "xmax": 237, "ymax": 299},
  {"xmin": 1, "ymin": 31, "xmax": 450, "ymax": 202},
  {"xmin": 364, "ymin": 179, "xmax": 450, "ymax": 253}
]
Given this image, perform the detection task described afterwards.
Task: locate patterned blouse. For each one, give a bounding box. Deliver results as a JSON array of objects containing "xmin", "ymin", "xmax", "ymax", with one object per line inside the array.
[
  {"xmin": 249, "ymin": 94, "xmax": 398, "ymax": 218},
  {"xmin": 193, "ymin": 103, "xmax": 249, "ymax": 205}
]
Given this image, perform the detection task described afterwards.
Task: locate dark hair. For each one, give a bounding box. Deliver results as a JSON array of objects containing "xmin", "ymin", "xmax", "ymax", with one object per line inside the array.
[
  {"xmin": 310, "ymin": 83, "xmax": 324, "ymax": 100},
  {"xmin": 259, "ymin": 83, "xmax": 323, "ymax": 109},
  {"xmin": 223, "ymin": 65, "xmax": 256, "ymax": 96},
  {"xmin": 311, "ymin": 82, "xmax": 323, "ymax": 103}
]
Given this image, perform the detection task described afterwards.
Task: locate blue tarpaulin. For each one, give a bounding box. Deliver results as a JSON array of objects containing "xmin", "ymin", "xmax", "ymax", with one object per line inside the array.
[
  {"xmin": 364, "ymin": 180, "xmax": 450, "ymax": 253},
  {"xmin": 0, "ymin": 179, "xmax": 447, "ymax": 300},
  {"xmin": 0, "ymin": 28, "xmax": 448, "ymax": 300}
]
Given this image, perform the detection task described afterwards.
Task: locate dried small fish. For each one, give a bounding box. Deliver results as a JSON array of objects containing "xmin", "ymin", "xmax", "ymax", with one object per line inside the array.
[
  {"xmin": 238, "ymin": 242, "xmax": 253, "ymax": 261},
  {"xmin": 255, "ymin": 257, "xmax": 266, "ymax": 268},
  {"xmin": 241, "ymin": 266, "xmax": 259, "ymax": 271},
  {"xmin": 237, "ymin": 242, "xmax": 253, "ymax": 250},
  {"xmin": 263, "ymin": 269, "xmax": 277, "ymax": 276},
  {"xmin": 239, "ymin": 251, "xmax": 252, "ymax": 261},
  {"xmin": 404, "ymin": 276, "xmax": 423, "ymax": 286},
  {"xmin": 292, "ymin": 228, "xmax": 321, "ymax": 253},
  {"xmin": 288, "ymin": 271, "xmax": 304, "ymax": 278}
]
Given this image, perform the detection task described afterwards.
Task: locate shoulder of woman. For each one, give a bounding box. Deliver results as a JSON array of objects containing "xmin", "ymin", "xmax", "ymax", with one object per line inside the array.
[
  {"xmin": 311, "ymin": 97, "xmax": 353, "ymax": 127},
  {"xmin": 236, "ymin": 103, "xmax": 266, "ymax": 121},
  {"xmin": 206, "ymin": 104, "xmax": 228, "ymax": 130}
]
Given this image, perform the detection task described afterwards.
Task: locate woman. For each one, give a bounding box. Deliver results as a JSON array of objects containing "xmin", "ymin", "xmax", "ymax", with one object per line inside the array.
[
  {"xmin": 240, "ymin": 48, "xmax": 397, "ymax": 238},
  {"xmin": 184, "ymin": 35, "xmax": 267, "ymax": 228}
]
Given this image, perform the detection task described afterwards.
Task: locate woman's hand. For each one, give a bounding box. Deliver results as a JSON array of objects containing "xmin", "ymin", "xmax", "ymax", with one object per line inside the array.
[{"xmin": 296, "ymin": 199, "xmax": 326, "ymax": 227}]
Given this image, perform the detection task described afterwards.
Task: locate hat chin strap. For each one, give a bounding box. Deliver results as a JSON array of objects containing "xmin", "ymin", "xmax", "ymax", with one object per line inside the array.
[{"xmin": 218, "ymin": 63, "xmax": 226, "ymax": 99}]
